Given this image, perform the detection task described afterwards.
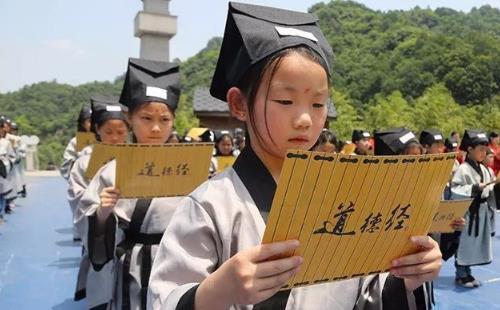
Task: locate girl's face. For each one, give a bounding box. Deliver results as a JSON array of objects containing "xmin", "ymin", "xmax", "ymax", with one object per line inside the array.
[
  {"xmin": 129, "ymin": 102, "xmax": 174, "ymax": 144},
  {"xmin": 484, "ymin": 153, "xmax": 494, "ymax": 166},
  {"xmin": 217, "ymin": 136, "xmax": 233, "ymax": 156},
  {"xmin": 356, "ymin": 138, "xmax": 371, "ymax": 154},
  {"xmin": 468, "ymin": 144, "xmax": 488, "ymax": 163},
  {"xmin": 427, "ymin": 142, "xmax": 444, "ymax": 154},
  {"xmin": 97, "ymin": 119, "xmax": 128, "ymax": 144},
  {"xmin": 248, "ymin": 53, "xmax": 329, "ymax": 160},
  {"xmin": 315, "ymin": 142, "xmax": 336, "ymax": 153},
  {"xmin": 404, "ymin": 144, "xmax": 423, "ymax": 155}
]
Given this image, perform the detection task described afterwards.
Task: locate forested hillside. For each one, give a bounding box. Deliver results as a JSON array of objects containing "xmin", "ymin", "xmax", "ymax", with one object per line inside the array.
[{"xmin": 1, "ymin": 1, "xmax": 499, "ymax": 168}]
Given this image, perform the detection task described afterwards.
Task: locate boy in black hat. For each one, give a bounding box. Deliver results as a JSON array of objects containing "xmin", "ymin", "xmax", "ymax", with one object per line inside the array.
[
  {"xmin": 444, "ymin": 137, "xmax": 459, "ymax": 153},
  {"xmin": 450, "ymin": 130, "xmax": 498, "ymax": 288},
  {"xmin": 351, "ymin": 129, "xmax": 372, "ymax": 155},
  {"xmin": 420, "ymin": 129, "xmax": 444, "ymax": 155}
]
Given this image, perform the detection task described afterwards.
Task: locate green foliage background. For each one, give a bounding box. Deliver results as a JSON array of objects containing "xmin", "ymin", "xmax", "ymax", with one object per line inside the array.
[{"xmin": 1, "ymin": 2, "xmax": 499, "ymax": 168}]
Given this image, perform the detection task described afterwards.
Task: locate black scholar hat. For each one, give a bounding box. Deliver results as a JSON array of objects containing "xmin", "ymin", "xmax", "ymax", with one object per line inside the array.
[
  {"xmin": 444, "ymin": 138, "xmax": 459, "ymax": 150},
  {"xmin": 352, "ymin": 130, "xmax": 371, "ymax": 143},
  {"xmin": 374, "ymin": 127, "xmax": 418, "ymax": 155},
  {"xmin": 459, "ymin": 129, "xmax": 489, "ymax": 151},
  {"xmin": 210, "ymin": 2, "xmax": 333, "ymax": 102},
  {"xmin": 90, "ymin": 95, "xmax": 128, "ymax": 132},
  {"xmin": 119, "ymin": 58, "xmax": 181, "ymax": 111},
  {"xmin": 419, "ymin": 129, "xmax": 444, "ymax": 146},
  {"xmin": 78, "ymin": 103, "xmax": 92, "ymax": 121}
]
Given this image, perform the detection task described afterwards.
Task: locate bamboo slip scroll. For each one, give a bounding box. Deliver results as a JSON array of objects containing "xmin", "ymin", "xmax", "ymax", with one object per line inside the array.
[
  {"xmin": 115, "ymin": 143, "xmax": 214, "ymax": 198},
  {"xmin": 262, "ymin": 150, "xmax": 456, "ymax": 289},
  {"xmin": 429, "ymin": 200, "xmax": 472, "ymax": 233},
  {"xmin": 216, "ymin": 156, "xmax": 237, "ymax": 173},
  {"xmin": 85, "ymin": 143, "xmax": 120, "ymax": 180},
  {"xmin": 76, "ymin": 132, "xmax": 97, "ymax": 152}
]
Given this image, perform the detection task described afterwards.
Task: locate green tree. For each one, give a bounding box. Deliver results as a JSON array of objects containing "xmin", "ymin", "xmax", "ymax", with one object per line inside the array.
[
  {"xmin": 329, "ymin": 89, "xmax": 362, "ymax": 141},
  {"xmin": 2, "ymin": 2, "xmax": 500, "ymax": 168},
  {"xmin": 363, "ymin": 91, "xmax": 414, "ymax": 130},
  {"xmin": 412, "ymin": 84, "xmax": 466, "ymax": 136}
]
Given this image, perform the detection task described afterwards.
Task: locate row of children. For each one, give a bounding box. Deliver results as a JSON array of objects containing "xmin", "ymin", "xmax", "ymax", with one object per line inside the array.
[
  {"xmin": 0, "ymin": 116, "xmax": 27, "ymax": 223},
  {"xmin": 59, "ymin": 2, "xmax": 499, "ymax": 309},
  {"xmin": 313, "ymin": 127, "xmax": 499, "ymax": 165}
]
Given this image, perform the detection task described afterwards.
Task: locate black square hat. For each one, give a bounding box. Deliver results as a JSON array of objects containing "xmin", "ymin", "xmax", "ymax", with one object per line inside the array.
[
  {"xmin": 90, "ymin": 95, "xmax": 127, "ymax": 132},
  {"xmin": 78, "ymin": 103, "xmax": 92, "ymax": 121},
  {"xmin": 119, "ymin": 58, "xmax": 181, "ymax": 111},
  {"xmin": 214, "ymin": 129, "xmax": 233, "ymax": 142},
  {"xmin": 352, "ymin": 130, "xmax": 371, "ymax": 143},
  {"xmin": 210, "ymin": 2, "xmax": 334, "ymax": 101},
  {"xmin": 444, "ymin": 137, "xmax": 459, "ymax": 150},
  {"xmin": 459, "ymin": 129, "xmax": 489, "ymax": 151},
  {"xmin": 77, "ymin": 103, "xmax": 92, "ymax": 132},
  {"xmin": 419, "ymin": 129, "xmax": 444, "ymax": 146},
  {"xmin": 374, "ymin": 127, "xmax": 419, "ymax": 155}
]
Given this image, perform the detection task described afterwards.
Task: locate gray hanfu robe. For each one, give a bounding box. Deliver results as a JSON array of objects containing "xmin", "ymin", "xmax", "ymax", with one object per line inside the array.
[
  {"xmin": 451, "ymin": 159, "xmax": 496, "ymax": 266},
  {"xmin": 60, "ymin": 137, "xmax": 78, "ymax": 181},
  {"xmin": 80, "ymin": 159, "xmax": 184, "ymax": 309},
  {"xmin": 67, "ymin": 145, "xmax": 94, "ymax": 301},
  {"xmin": 148, "ymin": 146, "xmax": 430, "ymax": 310},
  {"xmin": 68, "ymin": 145, "xmax": 93, "ymax": 239},
  {"xmin": 6, "ymin": 133, "xmax": 25, "ymax": 195},
  {"xmin": 0, "ymin": 138, "xmax": 14, "ymax": 196},
  {"xmin": 2, "ymin": 135, "xmax": 18, "ymax": 201}
]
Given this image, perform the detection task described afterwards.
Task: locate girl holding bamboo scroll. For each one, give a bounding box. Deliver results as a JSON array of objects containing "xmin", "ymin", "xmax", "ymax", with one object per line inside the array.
[
  {"xmin": 68, "ymin": 95, "xmax": 128, "ymax": 301},
  {"xmin": 69, "ymin": 96, "xmax": 129, "ymax": 242},
  {"xmin": 148, "ymin": 2, "xmax": 442, "ymax": 309},
  {"xmin": 79, "ymin": 58, "xmax": 184, "ymax": 310}
]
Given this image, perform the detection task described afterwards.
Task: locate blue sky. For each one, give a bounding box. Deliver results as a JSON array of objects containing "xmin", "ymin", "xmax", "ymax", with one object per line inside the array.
[{"xmin": 1, "ymin": 0, "xmax": 499, "ymax": 93}]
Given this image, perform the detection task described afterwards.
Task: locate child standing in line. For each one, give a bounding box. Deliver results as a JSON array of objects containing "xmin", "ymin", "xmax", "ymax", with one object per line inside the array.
[
  {"xmin": 451, "ymin": 130, "xmax": 498, "ymax": 288},
  {"xmin": 80, "ymin": 58, "xmax": 185, "ymax": 309},
  {"xmin": 148, "ymin": 3, "xmax": 442, "ymax": 309}
]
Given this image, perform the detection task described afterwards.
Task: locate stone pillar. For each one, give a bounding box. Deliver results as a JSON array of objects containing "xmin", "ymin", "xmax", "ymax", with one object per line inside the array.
[
  {"xmin": 21, "ymin": 135, "xmax": 39, "ymax": 171},
  {"xmin": 135, "ymin": 0, "xmax": 177, "ymax": 62}
]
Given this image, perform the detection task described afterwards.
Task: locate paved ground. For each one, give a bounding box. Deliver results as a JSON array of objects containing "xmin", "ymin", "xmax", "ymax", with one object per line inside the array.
[{"xmin": 0, "ymin": 175, "xmax": 498, "ymax": 309}]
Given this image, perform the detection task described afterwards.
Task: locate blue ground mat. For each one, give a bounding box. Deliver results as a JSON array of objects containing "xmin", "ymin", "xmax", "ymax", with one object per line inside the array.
[
  {"xmin": 0, "ymin": 176, "xmax": 86, "ymax": 309},
  {"xmin": 0, "ymin": 175, "xmax": 498, "ymax": 309},
  {"xmin": 434, "ymin": 214, "xmax": 500, "ymax": 310}
]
